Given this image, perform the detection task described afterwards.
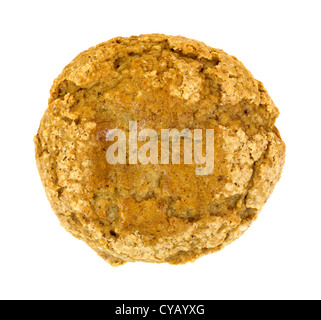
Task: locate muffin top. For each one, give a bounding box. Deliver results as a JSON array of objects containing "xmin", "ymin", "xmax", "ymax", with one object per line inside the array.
[{"xmin": 35, "ymin": 34, "xmax": 285, "ymax": 265}]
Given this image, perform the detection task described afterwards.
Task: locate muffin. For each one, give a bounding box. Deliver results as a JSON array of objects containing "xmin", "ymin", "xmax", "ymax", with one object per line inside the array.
[{"xmin": 34, "ymin": 34, "xmax": 285, "ymax": 265}]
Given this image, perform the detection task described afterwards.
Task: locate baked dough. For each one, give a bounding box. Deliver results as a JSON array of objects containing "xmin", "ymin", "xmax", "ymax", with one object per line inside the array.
[{"xmin": 34, "ymin": 34, "xmax": 285, "ymax": 265}]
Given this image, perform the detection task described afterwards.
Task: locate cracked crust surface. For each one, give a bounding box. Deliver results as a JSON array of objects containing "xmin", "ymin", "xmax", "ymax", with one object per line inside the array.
[{"xmin": 34, "ymin": 34, "xmax": 285, "ymax": 265}]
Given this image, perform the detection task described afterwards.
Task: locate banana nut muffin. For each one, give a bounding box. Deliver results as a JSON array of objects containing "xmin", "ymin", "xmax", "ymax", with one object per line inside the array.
[{"xmin": 34, "ymin": 34, "xmax": 285, "ymax": 266}]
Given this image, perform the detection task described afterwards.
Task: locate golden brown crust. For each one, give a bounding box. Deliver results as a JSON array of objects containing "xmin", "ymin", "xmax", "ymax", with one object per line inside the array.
[{"xmin": 35, "ymin": 34, "xmax": 285, "ymax": 266}]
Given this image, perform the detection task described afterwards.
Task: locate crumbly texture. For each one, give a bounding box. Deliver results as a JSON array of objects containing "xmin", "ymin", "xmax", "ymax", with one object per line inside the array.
[{"xmin": 34, "ymin": 34, "xmax": 286, "ymax": 266}]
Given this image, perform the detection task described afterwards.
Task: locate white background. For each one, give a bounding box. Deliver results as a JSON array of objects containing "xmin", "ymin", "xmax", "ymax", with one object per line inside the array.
[{"xmin": 0, "ymin": 0, "xmax": 320, "ymax": 300}]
